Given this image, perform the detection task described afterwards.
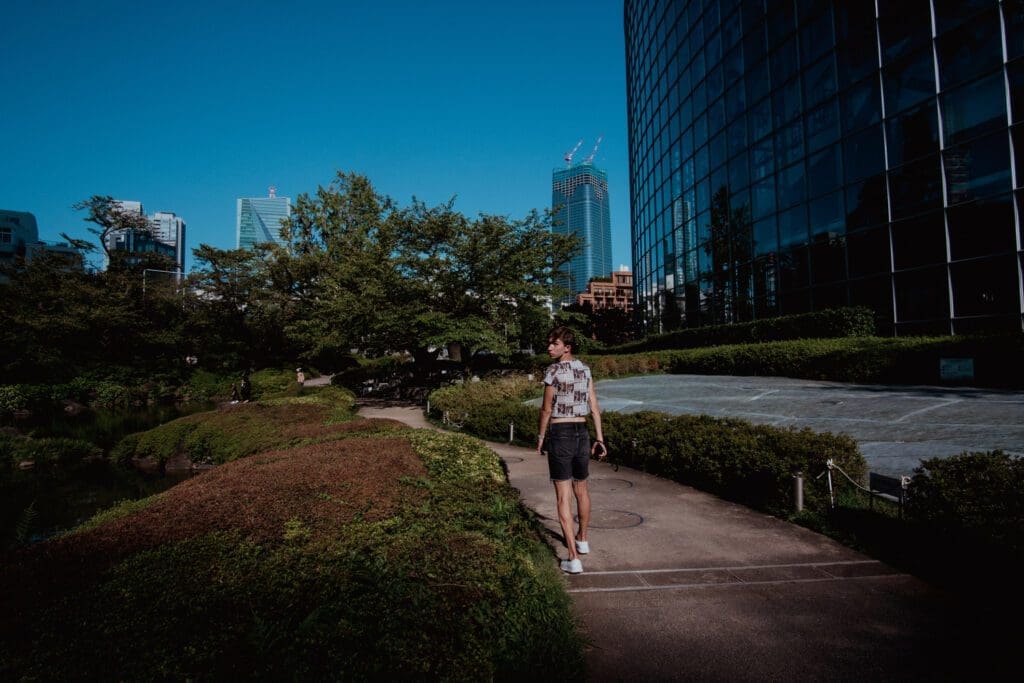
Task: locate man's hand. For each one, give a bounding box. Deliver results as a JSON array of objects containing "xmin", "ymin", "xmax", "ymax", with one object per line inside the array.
[{"xmin": 592, "ymin": 440, "xmax": 607, "ymax": 459}]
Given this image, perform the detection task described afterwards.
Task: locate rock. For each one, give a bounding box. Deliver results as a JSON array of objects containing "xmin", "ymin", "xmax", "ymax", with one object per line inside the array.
[
  {"xmin": 163, "ymin": 453, "xmax": 194, "ymax": 473},
  {"xmin": 131, "ymin": 456, "xmax": 161, "ymax": 474},
  {"xmin": 17, "ymin": 460, "xmax": 35, "ymax": 470},
  {"xmin": 62, "ymin": 400, "xmax": 87, "ymax": 416}
]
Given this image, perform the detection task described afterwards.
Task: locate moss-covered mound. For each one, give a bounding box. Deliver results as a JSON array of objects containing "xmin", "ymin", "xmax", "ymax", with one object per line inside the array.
[{"xmin": 0, "ymin": 421, "xmax": 582, "ymax": 680}]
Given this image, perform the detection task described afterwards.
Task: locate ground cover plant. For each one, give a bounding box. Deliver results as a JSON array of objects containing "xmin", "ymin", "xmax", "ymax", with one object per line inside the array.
[
  {"xmin": 110, "ymin": 385, "xmax": 364, "ymax": 468},
  {"xmin": 0, "ymin": 411, "xmax": 582, "ymax": 680}
]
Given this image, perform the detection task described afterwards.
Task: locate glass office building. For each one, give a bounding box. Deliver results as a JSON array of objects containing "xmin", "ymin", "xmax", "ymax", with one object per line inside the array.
[
  {"xmin": 236, "ymin": 188, "xmax": 291, "ymax": 250},
  {"xmin": 552, "ymin": 163, "xmax": 613, "ymax": 301},
  {"xmin": 625, "ymin": 0, "xmax": 1024, "ymax": 334}
]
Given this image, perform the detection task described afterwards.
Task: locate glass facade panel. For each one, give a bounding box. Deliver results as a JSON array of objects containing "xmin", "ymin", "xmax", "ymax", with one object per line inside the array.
[
  {"xmin": 885, "ymin": 101, "xmax": 939, "ymax": 167},
  {"xmin": 951, "ymin": 255, "xmax": 1022, "ymax": 317},
  {"xmin": 936, "ymin": 9, "xmax": 1002, "ymax": 90},
  {"xmin": 948, "ymin": 194, "xmax": 1016, "ymax": 260},
  {"xmin": 841, "ymin": 77, "xmax": 882, "ymax": 134},
  {"xmin": 626, "ymin": 0, "xmax": 1022, "ymax": 334},
  {"xmin": 891, "ymin": 212, "xmax": 947, "ymax": 270},
  {"xmin": 941, "ymin": 72, "xmax": 1008, "ymax": 145},
  {"xmin": 882, "ymin": 49, "xmax": 935, "ymax": 115},
  {"xmin": 944, "ymin": 131, "xmax": 1013, "ymax": 204}
]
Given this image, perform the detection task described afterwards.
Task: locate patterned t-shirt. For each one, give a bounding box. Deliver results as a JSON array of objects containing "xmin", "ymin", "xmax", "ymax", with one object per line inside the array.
[{"xmin": 543, "ymin": 359, "xmax": 592, "ymax": 418}]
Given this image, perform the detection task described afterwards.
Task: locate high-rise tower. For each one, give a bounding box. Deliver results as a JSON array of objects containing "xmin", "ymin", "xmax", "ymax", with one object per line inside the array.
[
  {"xmin": 552, "ymin": 141, "xmax": 612, "ymax": 302},
  {"xmin": 150, "ymin": 211, "xmax": 186, "ymax": 272},
  {"xmin": 625, "ymin": 0, "xmax": 1024, "ymax": 335},
  {"xmin": 236, "ymin": 186, "xmax": 291, "ymax": 250}
]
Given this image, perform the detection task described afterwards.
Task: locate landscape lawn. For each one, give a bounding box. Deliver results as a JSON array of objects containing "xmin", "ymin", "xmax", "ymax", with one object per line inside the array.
[{"xmin": 1, "ymin": 408, "xmax": 582, "ymax": 680}]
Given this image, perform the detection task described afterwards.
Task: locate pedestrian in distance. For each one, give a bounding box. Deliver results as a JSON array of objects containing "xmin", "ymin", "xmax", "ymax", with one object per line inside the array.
[
  {"xmin": 230, "ymin": 383, "xmax": 240, "ymax": 404},
  {"xmin": 296, "ymin": 367, "xmax": 305, "ymax": 388},
  {"xmin": 239, "ymin": 372, "xmax": 252, "ymax": 403},
  {"xmin": 536, "ymin": 326, "xmax": 607, "ymax": 574}
]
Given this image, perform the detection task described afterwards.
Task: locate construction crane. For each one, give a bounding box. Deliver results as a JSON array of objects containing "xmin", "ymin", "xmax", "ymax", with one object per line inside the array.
[
  {"xmin": 584, "ymin": 135, "xmax": 604, "ymax": 164},
  {"xmin": 564, "ymin": 139, "xmax": 584, "ymax": 166}
]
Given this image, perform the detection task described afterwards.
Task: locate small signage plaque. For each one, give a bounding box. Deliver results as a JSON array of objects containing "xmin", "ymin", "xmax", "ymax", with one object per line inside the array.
[{"xmin": 939, "ymin": 358, "xmax": 974, "ymax": 381}]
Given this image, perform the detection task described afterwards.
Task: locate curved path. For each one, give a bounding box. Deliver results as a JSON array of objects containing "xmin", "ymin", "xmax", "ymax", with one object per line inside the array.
[{"xmin": 359, "ymin": 404, "xmax": 1013, "ymax": 681}]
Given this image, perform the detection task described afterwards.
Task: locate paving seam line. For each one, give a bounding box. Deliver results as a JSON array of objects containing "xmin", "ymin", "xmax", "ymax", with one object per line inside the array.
[
  {"xmin": 566, "ymin": 573, "xmax": 907, "ymax": 594},
  {"xmin": 580, "ymin": 559, "xmax": 883, "ymax": 576}
]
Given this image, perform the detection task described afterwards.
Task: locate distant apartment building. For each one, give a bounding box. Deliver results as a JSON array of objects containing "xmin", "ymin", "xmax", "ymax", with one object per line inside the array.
[
  {"xmin": 103, "ymin": 200, "xmax": 179, "ymax": 269},
  {"xmin": 150, "ymin": 211, "xmax": 187, "ymax": 272},
  {"xmin": 576, "ymin": 267, "xmax": 634, "ymax": 312},
  {"xmin": 552, "ymin": 149, "xmax": 613, "ymax": 302},
  {"xmin": 237, "ymin": 187, "xmax": 291, "ymax": 250},
  {"xmin": 0, "ymin": 209, "xmax": 83, "ymax": 273}
]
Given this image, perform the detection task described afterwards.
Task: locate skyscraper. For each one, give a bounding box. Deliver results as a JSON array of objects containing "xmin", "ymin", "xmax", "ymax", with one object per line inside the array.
[
  {"xmin": 150, "ymin": 211, "xmax": 186, "ymax": 272},
  {"xmin": 625, "ymin": 0, "xmax": 1024, "ymax": 335},
  {"xmin": 552, "ymin": 152, "xmax": 612, "ymax": 302},
  {"xmin": 236, "ymin": 187, "xmax": 291, "ymax": 250}
]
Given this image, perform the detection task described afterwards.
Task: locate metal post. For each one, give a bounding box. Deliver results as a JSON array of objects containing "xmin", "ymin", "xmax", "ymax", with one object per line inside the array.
[
  {"xmin": 794, "ymin": 472, "xmax": 804, "ymax": 512},
  {"xmin": 826, "ymin": 465, "xmax": 835, "ymax": 509},
  {"xmin": 426, "ymin": 399, "xmax": 430, "ymax": 415},
  {"xmin": 509, "ymin": 422, "xmax": 514, "ymax": 443}
]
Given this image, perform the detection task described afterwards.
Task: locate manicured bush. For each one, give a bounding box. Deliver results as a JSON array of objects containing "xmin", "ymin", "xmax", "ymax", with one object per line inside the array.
[
  {"xmin": 605, "ymin": 306, "xmax": 876, "ymax": 354},
  {"xmin": 1, "ymin": 433, "xmax": 102, "ymax": 466},
  {"xmin": 907, "ymin": 450, "xmax": 1024, "ymax": 561},
  {"xmin": 430, "ymin": 377, "xmax": 865, "ymax": 515}
]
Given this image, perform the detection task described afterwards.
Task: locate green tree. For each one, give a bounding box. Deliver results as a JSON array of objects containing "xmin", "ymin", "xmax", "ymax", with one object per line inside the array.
[
  {"xmin": 70, "ymin": 195, "xmax": 156, "ymax": 267},
  {"xmin": 280, "ymin": 171, "xmax": 579, "ymax": 371}
]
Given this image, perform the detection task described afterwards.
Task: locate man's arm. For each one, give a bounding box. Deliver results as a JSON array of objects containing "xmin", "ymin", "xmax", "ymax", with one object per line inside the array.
[{"xmin": 537, "ymin": 384, "xmax": 555, "ymax": 454}]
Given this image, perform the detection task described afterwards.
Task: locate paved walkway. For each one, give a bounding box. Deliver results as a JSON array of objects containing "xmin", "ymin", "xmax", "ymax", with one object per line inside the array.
[
  {"xmin": 526, "ymin": 375, "xmax": 1024, "ymax": 478},
  {"xmin": 359, "ymin": 404, "xmax": 1014, "ymax": 681}
]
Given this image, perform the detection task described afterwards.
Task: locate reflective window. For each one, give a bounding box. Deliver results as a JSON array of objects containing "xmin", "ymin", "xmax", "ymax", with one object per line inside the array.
[
  {"xmin": 934, "ymin": 0, "xmax": 997, "ymax": 34},
  {"xmin": 748, "ymin": 96, "xmax": 773, "ymax": 141},
  {"xmin": 708, "ymin": 64, "xmax": 725, "ymax": 100},
  {"xmin": 744, "ymin": 21, "xmax": 768, "ymax": 63},
  {"xmin": 729, "ymin": 150, "xmax": 750, "ymax": 190},
  {"xmin": 944, "ymin": 130, "xmax": 1012, "ymax": 206},
  {"xmin": 885, "ymin": 100, "xmax": 939, "ymax": 166},
  {"xmin": 941, "ymin": 72, "xmax": 1008, "ymax": 145},
  {"xmin": 937, "ymin": 9, "xmax": 1002, "ymax": 90},
  {"xmin": 835, "ymin": 0, "xmax": 879, "ymax": 87},
  {"xmin": 722, "ymin": 9, "xmax": 743, "ymax": 49},
  {"xmin": 846, "ymin": 174, "xmax": 889, "ymax": 229},
  {"xmin": 773, "ymin": 77, "xmax": 803, "ymax": 127},
  {"xmin": 843, "ymin": 124, "xmax": 884, "ymax": 183},
  {"xmin": 847, "ymin": 225, "xmax": 892, "ymax": 277},
  {"xmin": 707, "ymin": 31, "xmax": 723, "ymax": 69},
  {"xmin": 770, "ymin": 37, "xmax": 799, "ymax": 86},
  {"xmin": 951, "ymin": 255, "xmax": 1021, "ymax": 317},
  {"xmin": 767, "ymin": 0, "xmax": 797, "ymax": 47},
  {"xmin": 727, "ymin": 116, "xmax": 748, "ymax": 157},
  {"xmin": 751, "ymin": 176, "xmax": 777, "ymax": 218},
  {"xmin": 1005, "ymin": 0, "xmax": 1024, "ymax": 61},
  {"xmin": 849, "ymin": 274, "xmax": 894, "ymax": 321},
  {"xmin": 811, "ymin": 232, "xmax": 847, "ymax": 285},
  {"xmin": 724, "ymin": 44, "xmax": 744, "ymax": 86},
  {"xmin": 803, "ymin": 55, "xmax": 837, "ymax": 108},
  {"xmin": 746, "ymin": 59, "xmax": 771, "ymax": 104},
  {"xmin": 778, "ymin": 247, "xmax": 811, "ymax": 293},
  {"xmin": 841, "ymin": 78, "xmax": 882, "ymax": 134},
  {"xmin": 725, "ymin": 82, "xmax": 746, "ymax": 125},
  {"xmin": 750, "ymin": 137, "xmax": 775, "ymax": 180},
  {"xmin": 891, "ymin": 212, "xmax": 946, "ymax": 269},
  {"xmin": 948, "ymin": 194, "xmax": 1016, "ymax": 260},
  {"xmin": 800, "ymin": 6, "xmax": 835, "ymax": 64},
  {"xmin": 895, "ymin": 266, "xmax": 950, "ymax": 321},
  {"xmin": 1008, "ymin": 61, "xmax": 1024, "ymax": 124},
  {"xmin": 779, "ymin": 204, "xmax": 809, "ymax": 247},
  {"xmin": 805, "ymin": 98, "xmax": 840, "ymax": 153},
  {"xmin": 890, "ymin": 155, "xmax": 943, "ymax": 219},
  {"xmin": 882, "ymin": 48, "xmax": 935, "ymax": 115},
  {"xmin": 808, "ymin": 144, "xmax": 843, "ymax": 198},
  {"xmin": 809, "ymin": 190, "xmax": 845, "ymax": 236},
  {"xmin": 775, "ymin": 119, "xmax": 805, "ymax": 167},
  {"xmin": 753, "ymin": 215, "xmax": 779, "ymax": 256},
  {"xmin": 878, "ymin": 0, "xmax": 931, "ymax": 64},
  {"xmin": 710, "ymin": 130, "xmax": 728, "ymax": 169},
  {"xmin": 778, "ymin": 161, "xmax": 807, "ymax": 209}
]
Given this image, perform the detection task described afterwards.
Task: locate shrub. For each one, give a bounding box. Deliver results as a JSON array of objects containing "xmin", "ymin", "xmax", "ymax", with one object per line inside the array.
[
  {"xmin": 605, "ymin": 306, "xmax": 876, "ymax": 354},
  {"xmin": 907, "ymin": 450, "xmax": 1024, "ymax": 561},
  {"xmin": 1, "ymin": 433, "xmax": 102, "ymax": 466}
]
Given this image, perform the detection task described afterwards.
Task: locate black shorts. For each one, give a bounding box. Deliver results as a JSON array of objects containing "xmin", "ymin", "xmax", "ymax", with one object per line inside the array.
[{"xmin": 547, "ymin": 422, "xmax": 590, "ymax": 482}]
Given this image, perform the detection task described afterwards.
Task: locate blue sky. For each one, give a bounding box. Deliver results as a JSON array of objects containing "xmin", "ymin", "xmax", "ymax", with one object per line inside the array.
[{"xmin": 1, "ymin": 0, "xmax": 630, "ymax": 272}]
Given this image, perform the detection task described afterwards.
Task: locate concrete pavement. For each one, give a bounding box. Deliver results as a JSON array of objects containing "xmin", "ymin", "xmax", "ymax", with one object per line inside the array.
[
  {"xmin": 359, "ymin": 404, "xmax": 1015, "ymax": 681},
  {"xmin": 538, "ymin": 375, "xmax": 1024, "ymax": 479}
]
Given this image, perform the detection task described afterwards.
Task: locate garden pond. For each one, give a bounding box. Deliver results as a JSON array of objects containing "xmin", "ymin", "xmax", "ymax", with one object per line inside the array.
[{"xmin": 2, "ymin": 401, "xmax": 213, "ymax": 546}]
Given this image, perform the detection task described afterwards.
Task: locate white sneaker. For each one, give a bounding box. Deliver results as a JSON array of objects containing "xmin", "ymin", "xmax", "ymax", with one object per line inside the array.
[
  {"xmin": 560, "ymin": 558, "xmax": 583, "ymax": 574},
  {"xmin": 575, "ymin": 540, "xmax": 590, "ymax": 554}
]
